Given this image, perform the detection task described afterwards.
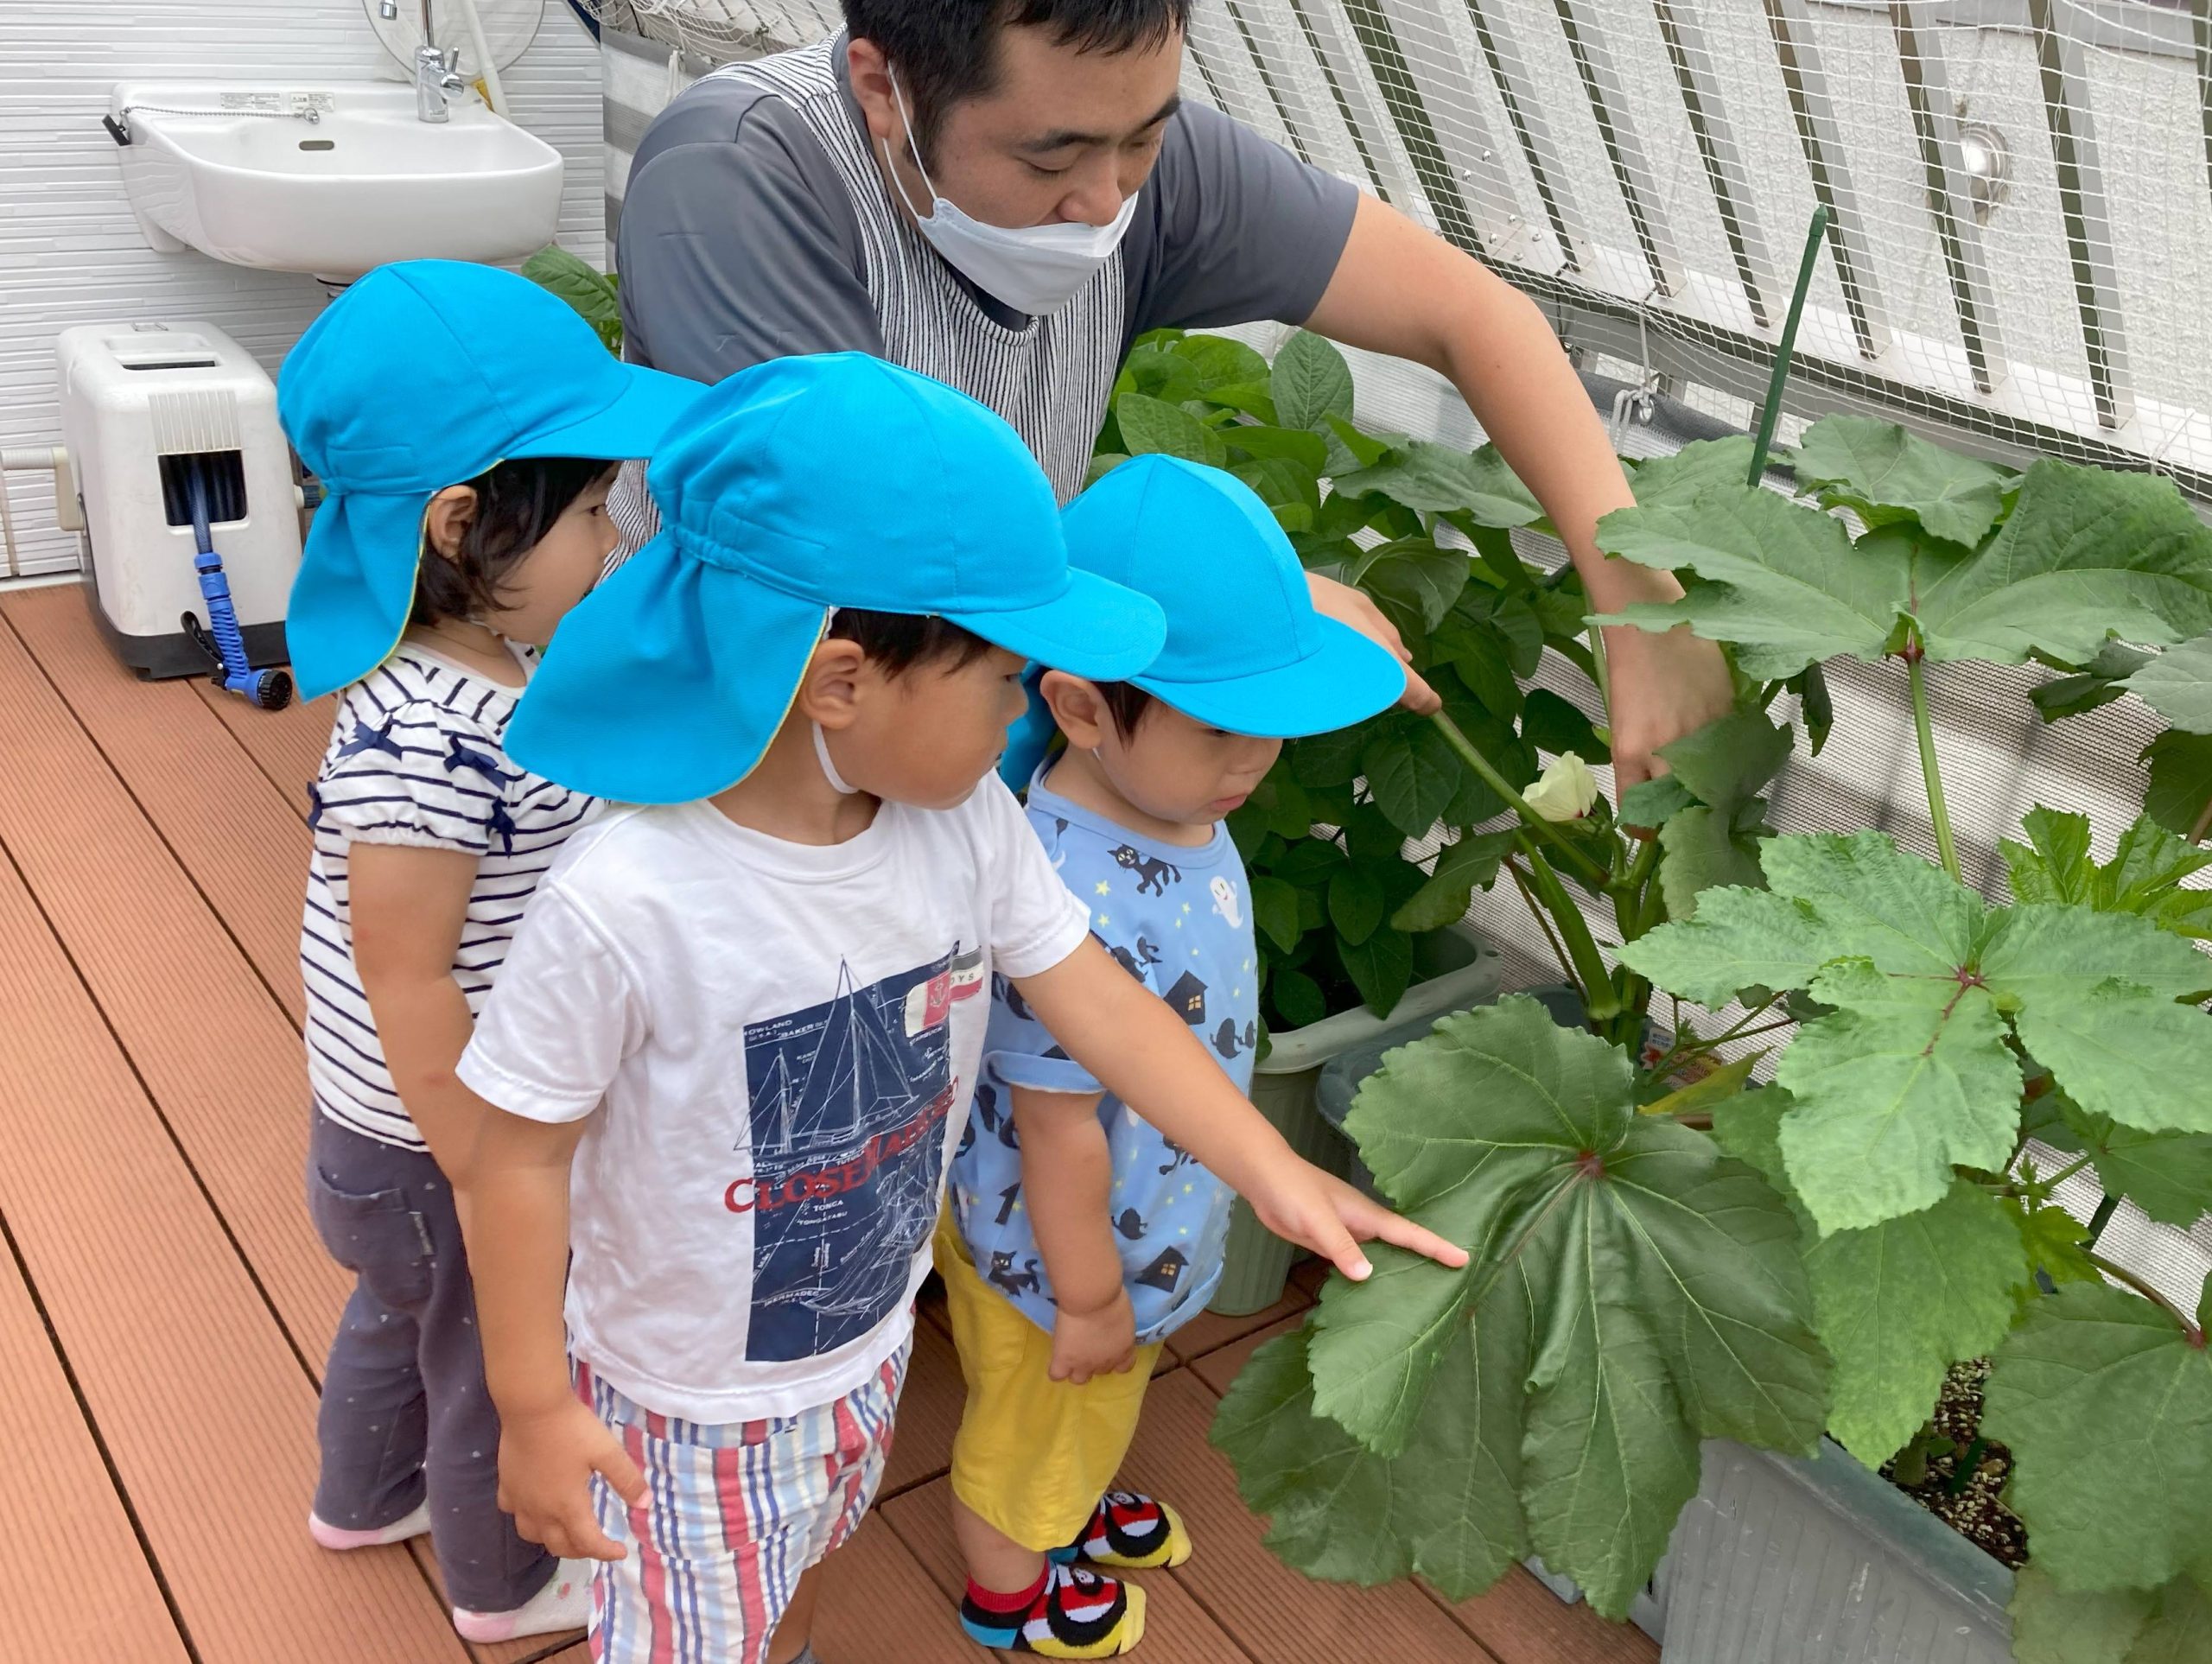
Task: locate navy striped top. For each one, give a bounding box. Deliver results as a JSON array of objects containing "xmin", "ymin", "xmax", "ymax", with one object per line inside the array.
[{"xmin": 301, "ymin": 642, "xmax": 595, "ymax": 1151}]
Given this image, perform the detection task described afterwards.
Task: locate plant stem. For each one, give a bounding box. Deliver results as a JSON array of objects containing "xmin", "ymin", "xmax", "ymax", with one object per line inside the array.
[
  {"xmin": 1586, "ymin": 625, "xmax": 1611, "ymax": 714},
  {"xmin": 1504, "ymin": 857, "xmax": 1580, "ymax": 989},
  {"xmin": 1644, "ymin": 1001, "xmax": 1788, "ymax": 1077},
  {"xmin": 1518, "ymin": 838, "xmax": 1623, "ymax": 1021},
  {"xmin": 2040, "ymin": 1153, "xmax": 2095, "ymax": 1191},
  {"xmin": 1905, "ymin": 642, "xmax": 1962, "ymax": 882},
  {"xmin": 2087, "ymin": 1191, "xmax": 2120, "ymax": 1246},
  {"xmin": 1746, "ymin": 203, "xmax": 1831, "ymax": 484},
  {"xmin": 2190, "ymin": 795, "xmax": 2212, "ymax": 845},
  {"xmin": 1430, "ymin": 710, "xmax": 1611, "ymax": 888},
  {"xmin": 1611, "ymin": 975, "xmax": 1649, "ymax": 1051},
  {"xmin": 1620, "ymin": 837, "xmax": 1662, "ymax": 921},
  {"xmin": 2086, "ymin": 1250, "xmax": 2203, "ymax": 1340}
]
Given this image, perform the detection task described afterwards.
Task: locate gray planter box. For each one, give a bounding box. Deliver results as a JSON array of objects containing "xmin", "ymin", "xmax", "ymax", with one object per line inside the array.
[{"xmin": 1656, "ymin": 1439, "xmax": 2015, "ymax": 1663}]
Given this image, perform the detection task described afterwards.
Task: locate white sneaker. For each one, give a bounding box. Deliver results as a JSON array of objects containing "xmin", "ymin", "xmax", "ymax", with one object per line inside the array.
[
  {"xmin": 308, "ymin": 1501, "xmax": 431, "ymax": 1551},
  {"xmin": 453, "ymin": 1558, "xmax": 594, "ymax": 1644}
]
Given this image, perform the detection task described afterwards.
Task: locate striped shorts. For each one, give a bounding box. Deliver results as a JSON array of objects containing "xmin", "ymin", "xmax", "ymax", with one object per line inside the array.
[{"xmin": 576, "ymin": 1343, "xmax": 911, "ymax": 1664}]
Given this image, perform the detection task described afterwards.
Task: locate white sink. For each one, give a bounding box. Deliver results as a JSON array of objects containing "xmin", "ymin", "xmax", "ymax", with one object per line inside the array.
[{"xmin": 111, "ymin": 81, "xmax": 563, "ymax": 280}]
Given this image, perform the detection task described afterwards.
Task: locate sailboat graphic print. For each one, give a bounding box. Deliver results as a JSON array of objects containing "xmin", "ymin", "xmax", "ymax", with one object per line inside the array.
[{"xmin": 734, "ymin": 946, "xmax": 976, "ymax": 1360}]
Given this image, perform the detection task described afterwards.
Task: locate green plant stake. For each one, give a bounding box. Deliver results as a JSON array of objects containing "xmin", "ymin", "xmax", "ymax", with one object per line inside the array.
[{"xmin": 1746, "ymin": 204, "xmax": 1829, "ymax": 487}]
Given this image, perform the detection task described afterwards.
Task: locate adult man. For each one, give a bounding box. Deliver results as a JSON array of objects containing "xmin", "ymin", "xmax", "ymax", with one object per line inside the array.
[{"xmin": 614, "ymin": 1, "xmax": 1729, "ymax": 795}]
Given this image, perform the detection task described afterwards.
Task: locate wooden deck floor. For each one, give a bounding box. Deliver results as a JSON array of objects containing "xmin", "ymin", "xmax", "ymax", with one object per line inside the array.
[{"xmin": 0, "ymin": 580, "xmax": 1657, "ymax": 1664}]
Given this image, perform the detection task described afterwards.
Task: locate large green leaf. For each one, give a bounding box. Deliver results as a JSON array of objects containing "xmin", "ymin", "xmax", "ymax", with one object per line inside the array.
[
  {"xmin": 2048, "ymin": 1095, "xmax": 2212, "ymax": 1229},
  {"xmin": 1594, "ymin": 487, "xmax": 1910, "ymax": 678},
  {"xmin": 2126, "ymin": 632, "xmax": 2212, "ymax": 734},
  {"xmin": 1519, "ymin": 689, "xmax": 1608, "ymax": 764},
  {"xmin": 1362, "ymin": 721, "xmax": 1460, "ymax": 836},
  {"xmin": 2001, "ymin": 809, "xmax": 2212, "ymax": 939},
  {"xmin": 1618, "ymin": 774, "xmax": 1697, "ymax": 829},
  {"xmin": 1328, "ymin": 864, "xmax": 1387, "ymax": 946},
  {"xmin": 1390, "ymin": 831, "xmax": 1511, "ymax": 932},
  {"xmin": 1914, "ymin": 463, "xmax": 2212, "ymax": 664},
  {"xmin": 522, "ymin": 245, "xmax": 621, "ymax": 352},
  {"xmin": 1598, "ymin": 461, "xmax": 2212, "ymax": 675},
  {"xmin": 1211, "ymin": 1315, "xmax": 1531, "ymax": 1600},
  {"xmin": 1250, "ymin": 875, "xmax": 1300, "ymax": 954},
  {"xmin": 1776, "ymin": 958, "xmax": 2023, "ymax": 1231},
  {"xmin": 2031, "ymin": 639, "xmax": 2155, "ymax": 722},
  {"xmin": 1657, "ymin": 806, "xmax": 1764, "ymax": 920},
  {"xmin": 1169, "ymin": 333, "xmax": 1268, "ymax": 390},
  {"xmin": 1224, "ymin": 424, "xmax": 1330, "ymax": 473},
  {"xmin": 1337, "ymin": 441, "xmax": 1545, "ymax": 525},
  {"xmin": 1649, "ymin": 708, "xmax": 1790, "ymax": 918},
  {"xmin": 1233, "ymin": 456, "xmax": 1323, "ymax": 518},
  {"xmin": 1360, "ymin": 543, "xmax": 1471, "ymax": 636},
  {"xmin": 1656, "ymin": 707, "xmax": 1794, "ymax": 812},
  {"xmin": 1271, "ymin": 329, "xmax": 1355, "ymax": 431},
  {"xmin": 1338, "ymin": 926, "xmax": 1414, "ymax": 1016},
  {"xmin": 1793, "ymin": 414, "xmax": 2013, "ymax": 547},
  {"xmin": 1806, "ymin": 1178, "xmax": 2024, "ymax": 1464},
  {"xmin": 2142, "ymin": 732, "xmax": 2212, "ymax": 839},
  {"xmin": 1624, "ymin": 833, "xmax": 2212, "ymax": 1229},
  {"xmin": 1628, "ymin": 435, "xmax": 1758, "ymax": 508},
  {"xmin": 1983, "ymin": 1280, "xmax": 2212, "ymax": 1593},
  {"xmin": 1278, "ymin": 997, "xmax": 1827, "ymax": 1617},
  {"xmin": 1116, "ymin": 392, "xmax": 1230, "ymax": 467},
  {"xmin": 2010, "ymin": 1566, "xmax": 2212, "ymax": 1664}
]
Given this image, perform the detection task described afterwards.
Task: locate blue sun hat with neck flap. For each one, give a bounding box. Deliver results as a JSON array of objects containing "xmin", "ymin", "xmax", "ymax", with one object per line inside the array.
[
  {"xmin": 1060, "ymin": 454, "xmax": 1407, "ymax": 736},
  {"xmin": 278, "ymin": 258, "xmax": 705, "ymax": 701},
  {"xmin": 502, "ymin": 352, "xmax": 1167, "ymax": 804}
]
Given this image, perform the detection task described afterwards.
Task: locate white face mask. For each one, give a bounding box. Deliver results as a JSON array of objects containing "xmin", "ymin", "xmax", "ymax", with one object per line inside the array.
[{"xmin": 882, "ymin": 73, "xmax": 1137, "ymax": 317}]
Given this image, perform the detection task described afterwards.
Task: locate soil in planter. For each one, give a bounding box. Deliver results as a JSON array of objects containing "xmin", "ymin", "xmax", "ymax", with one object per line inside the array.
[{"xmin": 1878, "ymin": 1358, "xmax": 2028, "ymax": 1569}]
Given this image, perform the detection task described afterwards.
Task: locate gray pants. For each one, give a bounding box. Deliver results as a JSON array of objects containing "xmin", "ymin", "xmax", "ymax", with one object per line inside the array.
[{"xmin": 307, "ymin": 1111, "xmax": 553, "ymax": 1614}]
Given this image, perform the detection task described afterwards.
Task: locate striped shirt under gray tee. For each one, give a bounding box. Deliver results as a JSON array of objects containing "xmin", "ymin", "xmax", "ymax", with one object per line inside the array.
[{"xmin": 301, "ymin": 643, "xmax": 594, "ymax": 1152}]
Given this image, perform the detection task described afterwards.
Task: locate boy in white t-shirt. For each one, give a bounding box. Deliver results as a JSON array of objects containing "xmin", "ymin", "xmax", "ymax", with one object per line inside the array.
[{"xmin": 450, "ymin": 354, "xmax": 1465, "ymax": 1664}]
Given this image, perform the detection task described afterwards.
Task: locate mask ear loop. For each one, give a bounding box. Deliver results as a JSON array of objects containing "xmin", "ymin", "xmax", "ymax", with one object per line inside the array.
[
  {"xmin": 813, "ymin": 721, "xmax": 861, "ymax": 795},
  {"xmin": 880, "ymin": 71, "xmax": 941, "ymax": 220}
]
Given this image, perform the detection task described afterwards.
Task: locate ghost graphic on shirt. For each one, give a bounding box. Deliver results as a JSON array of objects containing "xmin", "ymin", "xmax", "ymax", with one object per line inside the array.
[{"xmin": 1209, "ymin": 876, "xmax": 1242, "ymax": 929}]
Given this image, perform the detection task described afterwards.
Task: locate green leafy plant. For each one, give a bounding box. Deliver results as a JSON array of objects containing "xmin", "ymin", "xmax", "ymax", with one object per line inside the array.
[
  {"xmin": 1179, "ymin": 391, "xmax": 2212, "ymax": 1659},
  {"xmin": 522, "ymin": 245, "xmax": 622, "ymax": 355},
  {"xmin": 1094, "ymin": 327, "xmax": 1702, "ymax": 1041}
]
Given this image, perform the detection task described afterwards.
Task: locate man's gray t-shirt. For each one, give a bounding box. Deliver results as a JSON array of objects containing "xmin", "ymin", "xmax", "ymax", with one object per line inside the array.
[{"xmin": 616, "ymin": 41, "xmax": 1358, "ymax": 396}]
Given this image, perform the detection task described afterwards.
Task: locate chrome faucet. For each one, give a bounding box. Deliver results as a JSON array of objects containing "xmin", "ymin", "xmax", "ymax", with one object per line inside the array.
[{"xmin": 386, "ymin": 0, "xmax": 467, "ymax": 124}]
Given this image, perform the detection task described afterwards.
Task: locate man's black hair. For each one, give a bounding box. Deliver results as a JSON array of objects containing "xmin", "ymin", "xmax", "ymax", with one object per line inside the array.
[
  {"xmin": 842, "ymin": 1, "xmax": 1190, "ymax": 158},
  {"xmin": 412, "ymin": 456, "xmax": 615, "ymax": 626},
  {"xmin": 827, "ymin": 608, "xmax": 998, "ymax": 675},
  {"xmin": 1093, "ymin": 679, "xmax": 1154, "ymax": 734}
]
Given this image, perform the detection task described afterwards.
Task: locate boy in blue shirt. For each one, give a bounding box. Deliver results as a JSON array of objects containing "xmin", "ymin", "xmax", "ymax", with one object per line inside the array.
[{"xmin": 940, "ymin": 456, "xmax": 1410, "ymax": 1657}]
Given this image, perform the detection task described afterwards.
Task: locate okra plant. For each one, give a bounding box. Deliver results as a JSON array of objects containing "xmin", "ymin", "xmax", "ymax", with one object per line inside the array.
[{"xmin": 1101, "ymin": 336, "xmax": 2212, "ymax": 1662}]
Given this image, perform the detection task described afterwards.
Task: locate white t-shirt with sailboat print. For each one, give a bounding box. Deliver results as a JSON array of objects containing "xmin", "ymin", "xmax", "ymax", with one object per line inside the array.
[{"xmin": 456, "ymin": 775, "xmax": 1090, "ymax": 1424}]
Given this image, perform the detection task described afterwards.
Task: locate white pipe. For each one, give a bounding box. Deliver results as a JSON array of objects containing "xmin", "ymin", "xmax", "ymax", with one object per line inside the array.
[
  {"xmin": 1, "ymin": 448, "xmax": 74, "ymax": 579},
  {"xmin": 454, "ymin": 0, "xmax": 509, "ymax": 118},
  {"xmin": 0, "ymin": 466, "xmax": 18, "ymax": 579}
]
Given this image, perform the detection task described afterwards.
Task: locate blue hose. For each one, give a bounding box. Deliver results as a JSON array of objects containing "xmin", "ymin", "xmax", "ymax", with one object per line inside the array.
[{"xmin": 183, "ymin": 461, "xmax": 292, "ymax": 710}]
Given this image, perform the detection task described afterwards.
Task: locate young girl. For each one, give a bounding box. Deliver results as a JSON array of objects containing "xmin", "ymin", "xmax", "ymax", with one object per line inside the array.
[{"xmin": 278, "ymin": 261, "xmax": 702, "ymax": 1643}]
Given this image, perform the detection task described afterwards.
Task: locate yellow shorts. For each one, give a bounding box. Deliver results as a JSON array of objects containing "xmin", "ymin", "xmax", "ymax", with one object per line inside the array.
[{"xmin": 933, "ymin": 1216, "xmax": 1166, "ymax": 1553}]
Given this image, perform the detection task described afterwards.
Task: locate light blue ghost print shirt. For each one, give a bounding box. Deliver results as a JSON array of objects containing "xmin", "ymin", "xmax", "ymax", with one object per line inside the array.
[{"xmin": 949, "ymin": 768, "xmax": 1258, "ymax": 1341}]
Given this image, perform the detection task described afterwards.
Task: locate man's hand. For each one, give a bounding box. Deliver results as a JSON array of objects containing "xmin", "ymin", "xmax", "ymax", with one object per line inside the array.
[
  {"xmin": 1305, "ymin": 571, "xmax": 1439, "ymax": 714},
  {"xmin": 1599, "ymin": 616, "xmax": 1733, "ymax": 794},
  {"xmin": 497, "ymin": 1398, "xmax": 645, "ymax": 1562},
  {"xmin": 1248, "ymin": 1156, "xmax": 1468, "ymax": 1282},
  {"xmin": 1050, "ymin": 1286, "xmax": 1139, "ymax": 1386}
]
